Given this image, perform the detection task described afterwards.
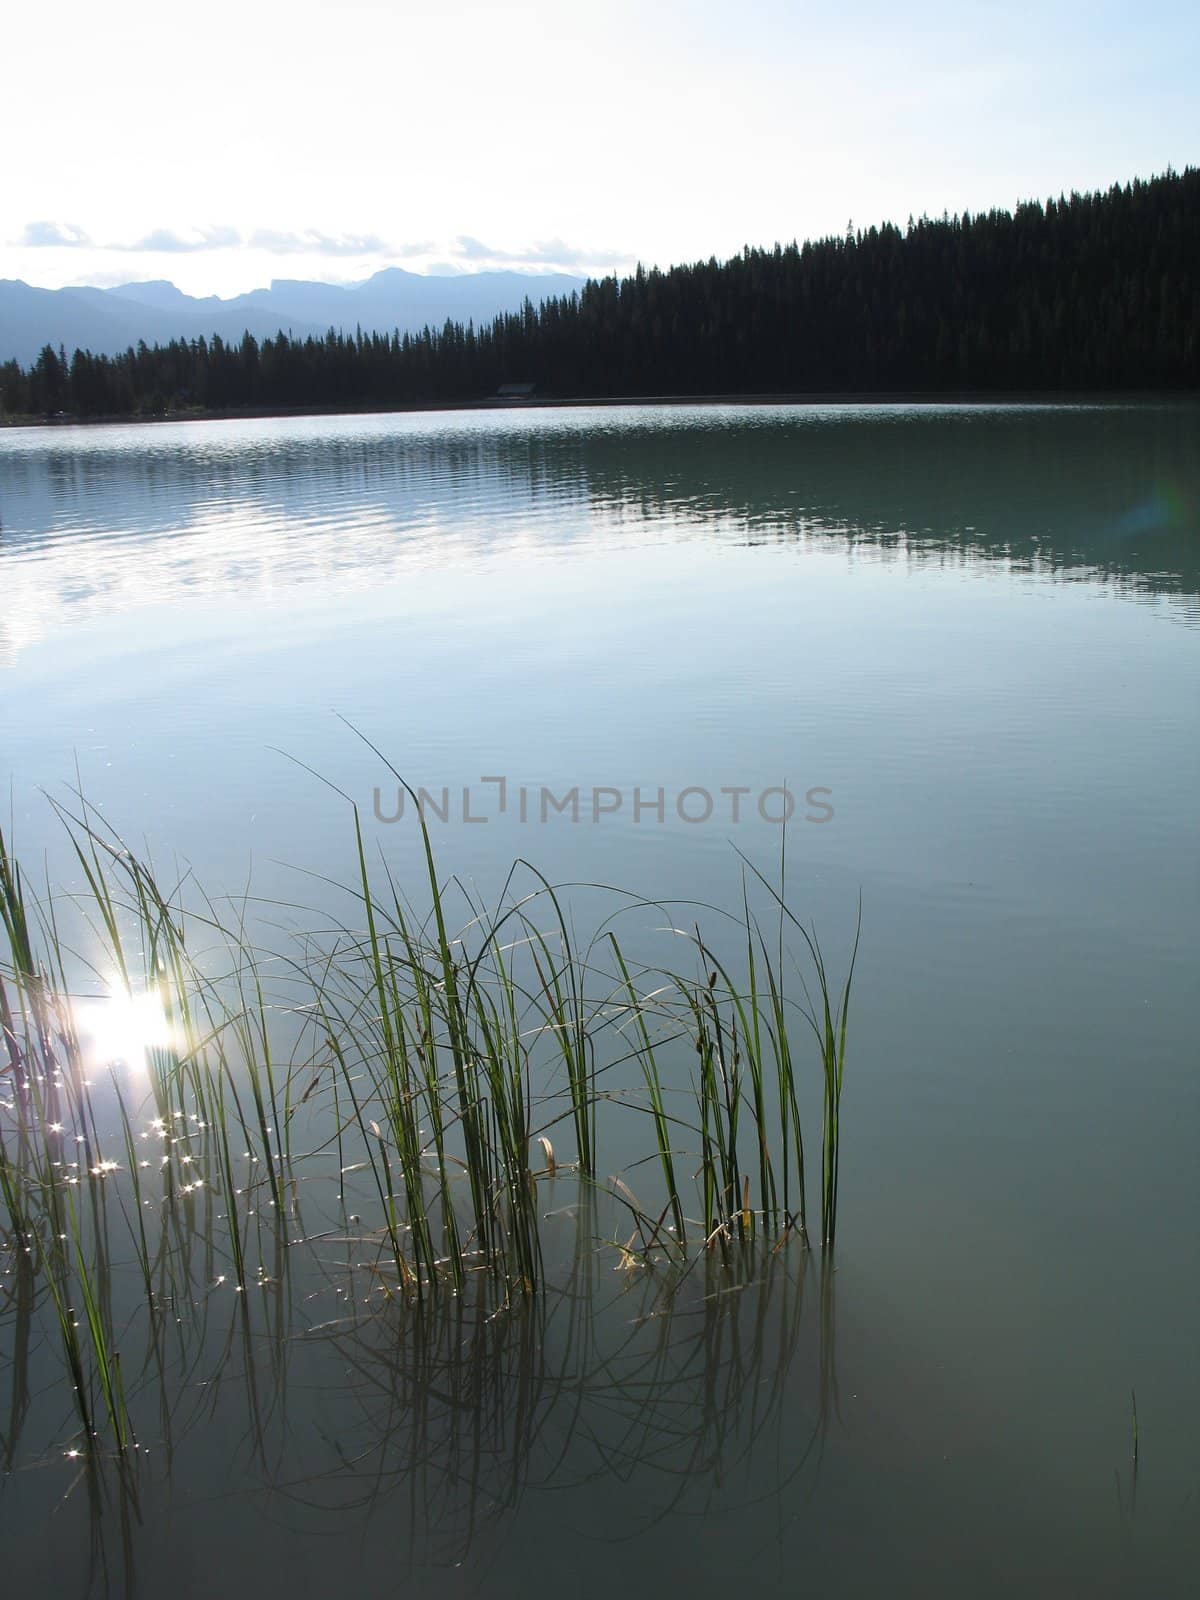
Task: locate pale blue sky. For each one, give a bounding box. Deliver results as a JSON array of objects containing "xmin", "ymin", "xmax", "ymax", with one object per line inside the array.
[{"xmin": 4, "ymin": 0, "xmax": 1196, "ymax": 295}]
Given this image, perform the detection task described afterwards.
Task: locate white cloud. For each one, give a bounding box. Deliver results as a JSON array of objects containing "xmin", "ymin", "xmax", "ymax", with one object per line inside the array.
[
  {"xmin": 19, "ymin": 220, "xmax": 92, "ymax": 248},
  {"xmin": 248, "ymin": 228, "xmax": 396, "ymax": 257},
  {"xmin": 9, "ymin": 217, "xmax": 618, "ymax": 289},
  {"xmin": 450, "ymin": 235, "xmax": 633, "ymax": 272},
  {"xmin": 116, "ymin": 225, "xmax": 243, "ymax": 253}
]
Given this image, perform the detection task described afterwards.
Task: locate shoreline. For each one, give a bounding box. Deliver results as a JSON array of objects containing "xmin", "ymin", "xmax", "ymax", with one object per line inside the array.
[{"xmin": 2, "ymin": 386, "xmax": 1195, "ymax": 431}]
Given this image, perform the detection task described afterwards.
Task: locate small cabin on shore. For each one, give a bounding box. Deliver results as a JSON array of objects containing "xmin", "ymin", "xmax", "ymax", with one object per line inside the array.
[{"xmin": 494, "ymin": 382, "xmax": 537, "ymax": 402}]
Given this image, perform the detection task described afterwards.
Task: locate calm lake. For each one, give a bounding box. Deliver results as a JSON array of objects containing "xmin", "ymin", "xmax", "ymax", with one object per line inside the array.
[{"xmin": 1, "ymin": 402, "xmax": 1197, "ymax": 1595}]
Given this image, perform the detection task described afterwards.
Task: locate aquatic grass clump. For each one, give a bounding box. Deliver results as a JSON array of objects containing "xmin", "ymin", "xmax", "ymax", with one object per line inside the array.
[{"xmin": 0, "ymin": 788, "xmax": 860, "ymax": 1454}]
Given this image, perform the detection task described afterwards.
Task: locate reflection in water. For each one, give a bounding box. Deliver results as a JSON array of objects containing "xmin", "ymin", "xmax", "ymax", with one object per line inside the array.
[
  {"xmin": 1, "ymin": 404, "xmax": 1197, "ymax": 664},
  {"xmin": 278, "ymin": 1240, "xmax": 836, "ymax": 1569},
  {"xmin": 74, "ymin": 982, "xmax": 174, "ymax": 1083},
  {"xmin": 2, "ymin": 1180, "xmax": 837, "ymax": 1596}
]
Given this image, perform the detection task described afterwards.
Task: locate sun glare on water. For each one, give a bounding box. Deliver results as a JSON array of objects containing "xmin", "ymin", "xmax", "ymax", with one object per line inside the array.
[{"xmin": 74, "ymin": 981, "xmax": 174, "ymax": 1077}]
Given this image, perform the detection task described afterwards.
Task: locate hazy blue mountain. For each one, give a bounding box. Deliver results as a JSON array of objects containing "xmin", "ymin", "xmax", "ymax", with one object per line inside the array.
[
  {"xmin": 0, "ymin": 268, "xmax": 585, "ymax": 364},
  {"xmin": 107, "ymin": 280, "xmax": 223, "ymax": 314},
  {"xmin": 0, "ymin": 280, "xmax": 321, "ymax": 364},
  {"xmin": 225, "ymin": 267, "xmax": 584, "ymax": 335}
]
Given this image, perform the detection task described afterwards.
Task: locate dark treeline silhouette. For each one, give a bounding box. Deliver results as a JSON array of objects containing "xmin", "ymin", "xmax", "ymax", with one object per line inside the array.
[{"xmin": 3, "ymin": 169, "xmax": 1197, "ymax": 419}]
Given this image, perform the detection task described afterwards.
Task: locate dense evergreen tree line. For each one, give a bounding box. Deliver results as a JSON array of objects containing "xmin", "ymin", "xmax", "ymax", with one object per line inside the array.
[{"xmin": 3, "ymin": 169, "xmax": 1197, "ymax": 419}]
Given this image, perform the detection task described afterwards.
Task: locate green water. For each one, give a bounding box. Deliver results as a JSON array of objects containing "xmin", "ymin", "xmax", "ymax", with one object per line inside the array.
[{"xmin": 0, "ymin": 402, "xmax": 1197, "ymax": 1595}]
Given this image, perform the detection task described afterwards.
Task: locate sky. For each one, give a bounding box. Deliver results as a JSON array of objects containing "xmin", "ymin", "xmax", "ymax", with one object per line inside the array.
[{"xmin": 4, "ymin": 0, "xmax": 1197, "ymax": 299}]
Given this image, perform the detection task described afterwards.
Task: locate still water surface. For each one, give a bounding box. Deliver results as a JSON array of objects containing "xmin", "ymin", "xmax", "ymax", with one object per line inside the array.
[{"xmin": 0, "ymin": 403, "xmax": 1197, "ymax": 1594}]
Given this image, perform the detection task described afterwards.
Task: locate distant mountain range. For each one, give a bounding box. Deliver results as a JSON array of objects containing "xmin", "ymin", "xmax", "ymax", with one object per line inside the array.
[{"xmin": 0, "ymin": 268, "xmax": 586, "ymax": 364}]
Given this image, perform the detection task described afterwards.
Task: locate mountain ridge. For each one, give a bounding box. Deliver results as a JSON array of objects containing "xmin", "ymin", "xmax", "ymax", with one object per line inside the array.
[{"xmin": 0, "ymin": 268, "xmax": 586, "ymax": 364}]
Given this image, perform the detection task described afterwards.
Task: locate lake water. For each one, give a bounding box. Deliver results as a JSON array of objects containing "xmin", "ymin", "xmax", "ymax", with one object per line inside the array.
[{"xmin": 0, "ymin": 402, "xmax": 1197, "ymax": 1595}]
